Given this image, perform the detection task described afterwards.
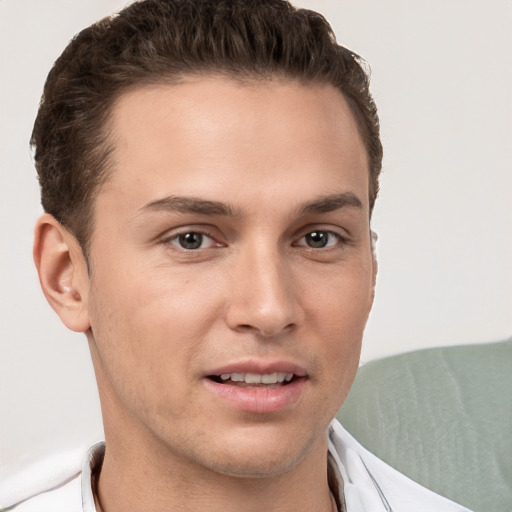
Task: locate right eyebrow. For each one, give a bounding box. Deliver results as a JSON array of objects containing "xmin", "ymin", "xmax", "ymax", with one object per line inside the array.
[{"xmin": 138, "ymin": 196, "xmax": 240, "ymax": 217}]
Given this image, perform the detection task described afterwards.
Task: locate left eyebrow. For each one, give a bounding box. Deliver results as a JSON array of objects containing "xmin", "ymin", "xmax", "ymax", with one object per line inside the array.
[{"xmin": 299, "ymin": 193, "xmax": 363, "ymax": 215}]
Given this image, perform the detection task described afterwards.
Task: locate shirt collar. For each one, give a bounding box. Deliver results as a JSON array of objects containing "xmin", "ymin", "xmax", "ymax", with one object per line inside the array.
[{"xmin": 81, "ymin": 441, "xmax": 104, "ymax": 512}]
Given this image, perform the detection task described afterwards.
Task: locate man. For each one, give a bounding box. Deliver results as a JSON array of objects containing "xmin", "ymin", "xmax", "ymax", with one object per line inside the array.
[{"xmin": 1, "ymin": 1, "xmax": 471, "ymax": 511}]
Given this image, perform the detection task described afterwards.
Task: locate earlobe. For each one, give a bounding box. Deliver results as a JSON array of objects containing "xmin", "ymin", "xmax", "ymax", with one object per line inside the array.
[{"xmin": 33, "ymin": 214, "xmax": 91, "ymax": 333}]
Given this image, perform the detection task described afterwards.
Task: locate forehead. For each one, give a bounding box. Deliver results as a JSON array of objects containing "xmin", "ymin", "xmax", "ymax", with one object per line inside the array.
[{"xmin": 100, "ymin": 77, "xmax": 369, "ymax": 214}]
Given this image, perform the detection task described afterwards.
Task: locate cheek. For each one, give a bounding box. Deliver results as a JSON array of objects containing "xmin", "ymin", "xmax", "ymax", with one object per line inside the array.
[
  {"xmin": 305, "ymin": 260, "xmax": 374, "ymax": 331},
  {"xmin": 87, "ymin": 281, "xmax": 197, "ymax": 424},
  {"xmin": 86, "ymin": 262, "xmax": 222, "ymax": 382},
  {"xmin": 302, "ymin": 261, "xmax": 372, "ymax": 387}
]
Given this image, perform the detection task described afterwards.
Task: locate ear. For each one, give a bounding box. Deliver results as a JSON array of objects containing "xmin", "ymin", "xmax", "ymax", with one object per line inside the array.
[
  {"xmin": 33, "ymin": 214, "xmax": 91, "ymax": 333},
  {"xmin": 369, "ymin": 230, "xmax": 379, "ymax": 308}
]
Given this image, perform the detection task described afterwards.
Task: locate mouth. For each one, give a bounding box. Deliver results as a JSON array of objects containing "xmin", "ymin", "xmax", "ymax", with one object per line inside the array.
[
  {"xmin": 203, "ymin": 363, "xmax": 308, "ymax": 413},
  {"xmin": 207, "ymin": 372, "xmax": 299, "ymax": 388}
]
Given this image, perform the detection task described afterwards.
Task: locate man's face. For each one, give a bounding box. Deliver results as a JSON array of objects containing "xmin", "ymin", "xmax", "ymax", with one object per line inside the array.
[{"xmin": 82, "ymin": 77, "xmax": 375, "ymax": 477}]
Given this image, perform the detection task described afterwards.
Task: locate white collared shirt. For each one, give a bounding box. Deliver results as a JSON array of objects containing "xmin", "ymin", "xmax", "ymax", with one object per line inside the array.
[{"xmin": 0, "ymin": 420, "xmax": 473, "ymax": 512}]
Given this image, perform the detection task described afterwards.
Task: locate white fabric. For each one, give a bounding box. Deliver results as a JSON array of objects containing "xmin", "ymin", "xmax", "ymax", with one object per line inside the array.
[{"xmin": 0, "ymin": 420, "xmax": 473, "ymax": 511}]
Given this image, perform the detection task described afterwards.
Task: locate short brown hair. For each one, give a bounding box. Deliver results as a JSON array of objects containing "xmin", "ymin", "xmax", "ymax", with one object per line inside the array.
[{"xmin": 31, "ymin": 0, "xmax": 383, "ymax": 254}]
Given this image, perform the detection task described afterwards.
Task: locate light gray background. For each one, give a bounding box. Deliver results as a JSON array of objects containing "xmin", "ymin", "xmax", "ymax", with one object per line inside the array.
[{"xmin": 1, "ymin": 0, "xmax": 511, "ymax": 472}]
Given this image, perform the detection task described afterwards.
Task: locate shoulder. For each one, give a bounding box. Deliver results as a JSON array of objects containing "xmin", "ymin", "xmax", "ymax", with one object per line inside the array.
[
  {"xmin": 0, "ymin": 443, "xmax": 101, "ymax": 512},
  {"xmin": 1, "ymin": 475, "xmax": 81, "ymax": 512},
  {"xmin": 328, "ymin": 419, "xmax": 473, "ymax": 512}
]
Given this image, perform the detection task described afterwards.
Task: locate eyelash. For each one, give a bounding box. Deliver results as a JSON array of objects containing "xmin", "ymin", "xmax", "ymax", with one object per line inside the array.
[
  {"xmin": 294, "ymin": 230, "xmax": 345, "ymax": 250},
  {"xmin": 161, "ymin": 228, "xmax": 348, "ymax": 252},
  {"xmin": 161, "ymin": 230, "xmax": 220, "ymax": 251}
]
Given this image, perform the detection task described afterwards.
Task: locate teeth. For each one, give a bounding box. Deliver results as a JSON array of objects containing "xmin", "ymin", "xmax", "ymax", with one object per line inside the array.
[
  {"xmin": 261, "ymin": 372, "xmax": 278, "ymax": 384},
  {"xmin": 218, "ymin": 372, "xmax": 294, "ymax": 384}
]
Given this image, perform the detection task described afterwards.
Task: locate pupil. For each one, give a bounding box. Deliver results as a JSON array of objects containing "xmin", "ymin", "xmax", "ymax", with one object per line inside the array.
[
  {"xmin": 179, "ymin": 232, "xmax": 203, "ymax": 249},
  {"xmin": 306, "ymin": 231, "xmax": 328, "ymax": 248}
]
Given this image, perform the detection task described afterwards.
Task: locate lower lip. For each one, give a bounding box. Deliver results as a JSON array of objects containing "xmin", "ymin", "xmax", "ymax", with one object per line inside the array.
[{"xmin": 203, "ymin": 378, "xmax": 307, "ymax": 414}]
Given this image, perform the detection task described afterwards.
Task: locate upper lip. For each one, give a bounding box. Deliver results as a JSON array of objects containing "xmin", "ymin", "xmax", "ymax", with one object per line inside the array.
[{"xmin": 205, "ymin": 359, "xmax": 308, "ymax": 378}]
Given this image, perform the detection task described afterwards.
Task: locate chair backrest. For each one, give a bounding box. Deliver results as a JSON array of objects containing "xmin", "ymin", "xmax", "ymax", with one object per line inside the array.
[{"xmin": 337, "ymin": 339, "xmax": 512, "ymax": 512}]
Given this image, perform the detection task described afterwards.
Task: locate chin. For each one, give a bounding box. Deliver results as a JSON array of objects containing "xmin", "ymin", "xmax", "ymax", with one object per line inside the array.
[
  {"xmin": 203, "ymin": 448, "xmax": 308, "ymax": 479},
  {"xmin": 191, "ymin": 422, "xmax": 327, "ymax": 479}
]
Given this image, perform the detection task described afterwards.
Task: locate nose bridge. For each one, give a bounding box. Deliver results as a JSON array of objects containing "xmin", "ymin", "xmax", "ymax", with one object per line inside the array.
[{"xmin": 227, "ymin": 237, "xmax": 299, "ymax": 336}]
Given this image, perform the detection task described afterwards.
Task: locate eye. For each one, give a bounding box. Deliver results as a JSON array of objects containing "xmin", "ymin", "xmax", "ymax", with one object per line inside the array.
[
  {"xmin": 170, "ymin": 232, "xmax": 215, "ymax": 250},
  {"xmin": 296, "ymin": 230, "xmax": 340, "ymax": 249}
]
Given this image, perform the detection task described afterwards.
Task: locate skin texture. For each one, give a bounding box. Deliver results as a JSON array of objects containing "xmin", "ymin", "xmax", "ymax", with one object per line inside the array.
[{"xmin": 34, "ymin": 77, "xmax": 376, "ymax": 512}]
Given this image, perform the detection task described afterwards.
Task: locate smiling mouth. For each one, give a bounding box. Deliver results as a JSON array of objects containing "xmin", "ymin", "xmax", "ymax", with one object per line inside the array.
[{"xmin": 208, "ymin": 372, "xmax": 298, "ymax": 388}]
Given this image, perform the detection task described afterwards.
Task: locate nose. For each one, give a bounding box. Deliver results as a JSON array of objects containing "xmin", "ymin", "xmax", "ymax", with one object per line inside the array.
[{"xmin": 225, "ymin": 244, "xmax": 302, "ymax": 338}]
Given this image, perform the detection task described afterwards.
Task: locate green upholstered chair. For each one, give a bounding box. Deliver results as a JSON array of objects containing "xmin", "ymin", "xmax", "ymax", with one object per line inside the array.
[{"xmin": 337, "ymin": 338, "xmax": 512, "ymax": 512}]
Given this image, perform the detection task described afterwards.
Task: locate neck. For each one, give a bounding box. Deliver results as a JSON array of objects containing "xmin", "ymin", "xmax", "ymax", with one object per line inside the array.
[{"xmin": 95, "ymin": 428, "xmax": 335, "ymax": 512}]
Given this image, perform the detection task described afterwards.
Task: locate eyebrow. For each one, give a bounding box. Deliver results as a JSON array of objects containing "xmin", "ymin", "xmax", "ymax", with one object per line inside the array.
[
  {"xmin": 299, "ymin": 193, "xmax": 363, "ymax": 215},
  {"xmin": 139, "ymin": 196, "xmax": 239, "ymax": 216},
  {"xmin": 138, "ymin": 192, "xmax": 362, "ymax": 218}
]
